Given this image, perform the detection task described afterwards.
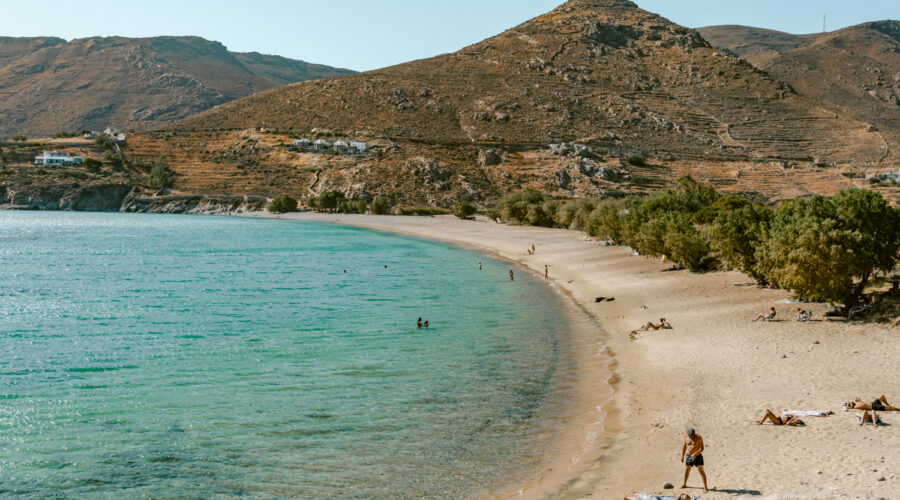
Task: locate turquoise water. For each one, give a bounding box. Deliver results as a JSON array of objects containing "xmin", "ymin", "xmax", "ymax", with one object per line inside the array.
[{"xmin": 0, "ymin": 212, "xmax": 570, "ymax": 499}]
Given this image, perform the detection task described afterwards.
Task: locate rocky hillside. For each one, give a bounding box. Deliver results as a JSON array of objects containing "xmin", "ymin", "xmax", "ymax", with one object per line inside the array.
[
  {"xmin": 701, "ymin": 22, "xmax": 900, "ymax": 143},
  {"xmin": 0, "ymin": 36, "xmax": 354, "ymax": 137},
  {"xmin": 696, "ymin": 26, "xmax": 821, "ymax": 66},
  {"xmin": 31, "ymin": 0, "xmax": 900, "ymax": 209}
]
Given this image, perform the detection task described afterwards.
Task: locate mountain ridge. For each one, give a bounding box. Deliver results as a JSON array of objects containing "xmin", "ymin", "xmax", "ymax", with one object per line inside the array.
[{"xmin": 0, "ymin": 35, "xmax": 354, "ymax": 136}]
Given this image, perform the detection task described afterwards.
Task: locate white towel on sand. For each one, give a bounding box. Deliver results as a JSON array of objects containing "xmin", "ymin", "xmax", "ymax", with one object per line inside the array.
[{"xmin": 782, "ymin": 410, "xmax": 832, "ymax": 417}]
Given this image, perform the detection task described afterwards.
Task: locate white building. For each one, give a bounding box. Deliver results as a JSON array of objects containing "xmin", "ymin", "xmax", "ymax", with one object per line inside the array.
[
  {"xmin": 34, "ymin": 151, "xmax": 84, "ymax": 166},
  {"xmin": 314, "ymin": 139, "xmax": 331, "ymax": 152},
  {"xmin": 333, "ymin": 140, "xmax": 348, "ymax": 153},
  {"xmin": 349, "ymin": 141, "xmax": 367, "ymax": 153},
  {"xmin": 293, "ymin": 138, "xmax": 311, "ymax": 148}
]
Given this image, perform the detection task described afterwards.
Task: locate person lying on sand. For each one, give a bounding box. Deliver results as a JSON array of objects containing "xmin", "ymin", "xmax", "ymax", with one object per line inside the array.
[
  {"xmin": 757, "ymin": 410, "xmax": 805, "ymax": 426},
  {"xmin": 859, "ymin": 410, "xmax": 883, "ymax": 426},
  {"xmin": 845, "ymin": 396, "xmax": 899, "ymax": 411},
  {"xmin": 795, "ymin": 308, "xmax": 811, "ymax": 322},
  {"xmin": 638, "ymin": 318, "xmax": 671, "ymax": 331},
  {"xmin": 624, "ymin": 495, "xmax": 694, "ymax": 500},
  {"xmin": 753, "ymin": 307, "xmax": 776, "ymax": 322}
]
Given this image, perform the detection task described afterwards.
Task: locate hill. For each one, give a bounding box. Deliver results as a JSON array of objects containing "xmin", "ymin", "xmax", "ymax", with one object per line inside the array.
[
  {"xmin": 696, "ymin": 25, "xmax": 821, "ymax": 66},
  {"xmin": 7, "ymin": 0, "xmax": 897, "ymax": 211},
  {"xmin": 0, "ymin": 36, "xmax": 354, "ymax": 137}
]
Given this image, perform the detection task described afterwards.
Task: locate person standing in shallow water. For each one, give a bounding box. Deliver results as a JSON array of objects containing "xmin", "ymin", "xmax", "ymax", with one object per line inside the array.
[
  {"xmin": 680, "ymin": 427, "xmax": 708, "ymax": 493},
  {"xmin": 509, "ymin": 270, "xmax": 514, "ymax": 282},
  {"xmin": 478, "ymin": 262, "xmax": 482, "ymax": 271},
  {"xmin": 417, "ymin": 318, "xmax": 423, "ymax": 329}
]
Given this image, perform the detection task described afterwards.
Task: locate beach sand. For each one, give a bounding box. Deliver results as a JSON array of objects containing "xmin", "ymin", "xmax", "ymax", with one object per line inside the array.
[{"xmin": 252, "ymin": 212, "xmax": 899, "ymax": 499}]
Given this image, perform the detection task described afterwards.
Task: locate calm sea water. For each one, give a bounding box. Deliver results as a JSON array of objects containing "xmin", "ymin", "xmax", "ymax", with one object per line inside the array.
[{"xmin": 0, "ymin": 212, "xmax": 571, "ymax": 499}]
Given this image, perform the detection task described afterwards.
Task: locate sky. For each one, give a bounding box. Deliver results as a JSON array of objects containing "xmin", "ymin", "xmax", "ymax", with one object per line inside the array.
[{"xmin": 1, "ymin": 1, "xmax": 897, "ymax": 72}]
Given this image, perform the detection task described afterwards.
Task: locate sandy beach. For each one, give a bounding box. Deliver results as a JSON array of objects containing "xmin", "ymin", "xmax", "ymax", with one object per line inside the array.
[{"xmin": 252, "ymin": 212, "xmax": 899, "ymax": 500}]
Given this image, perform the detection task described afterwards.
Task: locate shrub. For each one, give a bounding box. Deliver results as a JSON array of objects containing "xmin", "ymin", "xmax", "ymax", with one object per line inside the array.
[
  {"xmin": 392, "ymin": 206, "xmax": 450, "ymax": 216},
  {"xmin": 83, "ymin": 158, "xmax": 102, "ymax": 170},
  {"xmin": 627, "ymin": 155, "xmax": 646, "ymax": 166},
  {"xmin": 316, "ymin": 190, "xmax": 346, "ymax": 212},
  {"xmin": 370, "ymin": 196, "xmax": 391, "ymax": 215},
  {"xmin": 94, "ymin": 135, "xmax": 115, "ymax": 150},
  {"xmin": 102, "ymin": 150, "xmax": 125, "ymax": 170},
  {"xmin": 267, "ymin": 195, "xmax": 298, "ymax": 213},
  {"xmin": 337, "ymin": 199, "xmax": 368, "ymax": 214},
  {"xmin": 453, "ymin": 200, "xmax": 477, "ymax": 219},
  {"xmin": 12, "ymin": 135, "xmax": 26, "ymax": 142},
  {"xmin": 148, "ymin": 157, "xmax": 169, "ymax": 189}
]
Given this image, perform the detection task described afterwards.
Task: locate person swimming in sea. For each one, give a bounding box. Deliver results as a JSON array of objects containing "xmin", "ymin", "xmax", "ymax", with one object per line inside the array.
[
  {"xmin": 509, "ymin": 270, "xmax": 514, "ymax": 281},
  {"xmin": 423, "ymin": 320, "xmax": 429, "ymax": 328},
  {"xmin": 478, "ymin": 262, "xmax": 482, "ymax": 271},
  {"xmin": 417, "ymin": 318, "xmax": 423, "ymax": 329}
]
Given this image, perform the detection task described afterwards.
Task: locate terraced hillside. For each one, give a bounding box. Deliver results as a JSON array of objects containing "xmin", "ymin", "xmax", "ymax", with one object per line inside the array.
[
  {"xmin": 701, "ymin": 22, "xmax": 900, "ymax": 150},
  {"xmin": 102, "ymin": 1, "xmax": 900, "ymax": 206}
]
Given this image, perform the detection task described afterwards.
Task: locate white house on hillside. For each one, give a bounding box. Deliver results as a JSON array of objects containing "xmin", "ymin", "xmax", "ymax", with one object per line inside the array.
[
  {"xmin": 333, "ymin": 140, "xmax": 348, "ymax": 153},
  {"xmin": 314, "ymin": 139, "xmax": 331, "ymax": 152},
  {"xmin": 34, "ymin": 151, "xmax": 84, "ymax": 166},
  {"xmin": 293, "ymin": 138, "xmax": 311, "ymax": 148},
  {"xmin": 350, "ymin": 141, "xmax": 367, "ymax": 153}
]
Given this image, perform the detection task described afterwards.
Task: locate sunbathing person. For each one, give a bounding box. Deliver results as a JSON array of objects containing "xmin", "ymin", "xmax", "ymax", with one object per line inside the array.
[
  {"xmin": 846, "ymin": 396, "xmax": 899, "ymax": 411},
  {"xmin": 859, "ymin": 410, "xmax": 883, "ymax": 426},
  {"xmin": 754, "ymin": 307, "xmax": 776, "ymax": 322},
  {"xmin": 757, "ymin": 410, "xmax": 805, "ymax": 426},
  {"xmin": 795, "ymin": 308, "xmax": 811, "ymax": 322},
  {"xmin": 638, "ymin": 318, "xmax": 670, "ymax": 331}
]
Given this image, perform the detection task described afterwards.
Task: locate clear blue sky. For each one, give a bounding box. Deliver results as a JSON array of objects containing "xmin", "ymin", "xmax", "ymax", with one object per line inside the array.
[{"xmin": 1, "ymin": 1, "xmax": 897, "ymax": 72}]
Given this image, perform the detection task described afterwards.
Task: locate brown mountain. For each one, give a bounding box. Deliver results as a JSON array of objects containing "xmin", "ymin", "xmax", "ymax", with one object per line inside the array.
[
  {"xmin": 12, "ymin": 0, "xmax": 897, "ymax": 211},
  {"xmin": 696, "ymin": 25, "xmax": 821, "ymax": 67},
  {"xmin": 0, "ymin": 36, "xmax": 354, "ymax": 137},
  {"xmin": 175, "ymin": 0, "xmax": 889, "ymax": 163},
  {"xmin": 750, "ymin": 22, "xmax": 900, "ymax": 137}
]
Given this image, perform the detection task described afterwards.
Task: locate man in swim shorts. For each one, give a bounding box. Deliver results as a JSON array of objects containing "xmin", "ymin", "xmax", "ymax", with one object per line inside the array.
[{"xmin": 680, "ymin": 427, "xmax": 708, "ymax": 493}]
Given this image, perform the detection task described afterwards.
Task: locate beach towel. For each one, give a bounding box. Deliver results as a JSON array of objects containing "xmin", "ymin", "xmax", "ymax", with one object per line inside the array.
[
  {"xmin": 782, "ymin": 410, "xmax": 832, "ymax": 417},
  {"xmin": 630, "ymin": 495, "xmax": 700, "ymax": 500}
]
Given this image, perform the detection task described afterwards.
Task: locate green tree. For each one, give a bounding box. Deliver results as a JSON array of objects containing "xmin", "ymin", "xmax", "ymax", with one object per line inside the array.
[
  {"xmin": 370, "ymin": 196, "xmax": 391, "ymax": 215},
  {"xmin": 267, "ymin": 195, "xmax": 298, "ymax": 213},
  {"xmin": 757, "ymin": 190, "xmax": 900, "ymax": 307},
  {"xmin": 317, "ymin": 190, "xmax": 346, "ymax": 212},
  {"xmin": 453, "ymin": 199, "xmax": 477, "ymax": 219},
  {"xmin": 707, "ymin": 203, "xmax": 773, "ymax": 282}
]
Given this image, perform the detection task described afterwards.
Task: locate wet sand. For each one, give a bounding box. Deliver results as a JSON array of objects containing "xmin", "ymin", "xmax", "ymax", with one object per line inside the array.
[{"xmin": 249, "ymin": 212, "xmax": 900, "ymax": 499}]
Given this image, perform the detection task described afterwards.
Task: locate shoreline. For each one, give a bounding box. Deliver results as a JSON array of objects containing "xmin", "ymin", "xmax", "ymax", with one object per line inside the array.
[
  {"xmin": 243, "ymin": 211, "xmax": 619, "ymax": 499},
  {"xmin": 248, "ymin": 212, "xmax": 900, "ymax": 499}
]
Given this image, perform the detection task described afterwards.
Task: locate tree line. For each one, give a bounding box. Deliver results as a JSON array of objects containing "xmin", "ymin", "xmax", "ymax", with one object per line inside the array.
[{"xmin": 487, "ymin": 177, "xmax": 900, "ymax": 309}]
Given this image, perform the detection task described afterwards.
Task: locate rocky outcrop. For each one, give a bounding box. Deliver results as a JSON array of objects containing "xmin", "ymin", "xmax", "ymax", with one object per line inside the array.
[
  {"xmin": 119, "ymin": 192, "xmax": 268, "ymax": 214},
  {"xmin": 0, "ymin": 183, "xmax": 133, "ymax": 211}
]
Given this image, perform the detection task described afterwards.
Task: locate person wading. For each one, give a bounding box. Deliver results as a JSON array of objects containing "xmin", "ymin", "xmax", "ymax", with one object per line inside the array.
[{"xmin": 680, "ymin": 427, "xmax": 708, "ymax": 493}]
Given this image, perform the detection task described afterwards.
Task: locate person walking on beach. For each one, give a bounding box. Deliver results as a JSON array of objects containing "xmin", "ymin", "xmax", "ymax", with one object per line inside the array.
[
  {"xmin": 545, "ymin": 265, "xmax": 549, "ymax": 279},
  {"xmin": 680, "ymin": 428, "xmax": 708, "ymax": 493},
  {"xmin": 509, "ymin": 270, "xmax": 514, "ymax": 282}
]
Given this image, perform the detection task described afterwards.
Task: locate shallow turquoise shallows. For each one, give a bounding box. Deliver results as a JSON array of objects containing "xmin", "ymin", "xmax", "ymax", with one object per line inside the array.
[{"xmin": 0, "ymin": 212, "xmax": 568, "ymax": 499}]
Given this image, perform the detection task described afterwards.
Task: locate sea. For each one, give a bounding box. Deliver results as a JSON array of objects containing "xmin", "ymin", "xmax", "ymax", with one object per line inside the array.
[{"xmin": 0, "ymin": 211, "xmax": 574, "ymax": 499}]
